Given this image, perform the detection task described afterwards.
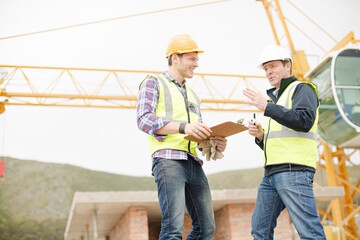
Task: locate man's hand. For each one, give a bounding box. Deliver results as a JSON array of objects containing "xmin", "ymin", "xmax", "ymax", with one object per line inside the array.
[
  {"xmin": 185, "ymin": 122, "xmax": 212, "ymax": 140},
  {"xmin": 212, "ymin": 136, "xmax": 227, "ymax": 152},
  {"xmin": 247, "ymin": 120, "xmax": 264, "ymax": 141},
  {"xmin": 198, "ymin": 137, "xmax": 227, "ymax": 161},
  {"xmin": 243, "ymin": 88, "xmax": 268, "ymax": 111}
]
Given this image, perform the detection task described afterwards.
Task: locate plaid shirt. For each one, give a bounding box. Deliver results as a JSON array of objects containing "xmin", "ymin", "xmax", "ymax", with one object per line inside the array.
[{"xmin": 137, "ymin": 71, "xmax": 203, "ymax": 165}]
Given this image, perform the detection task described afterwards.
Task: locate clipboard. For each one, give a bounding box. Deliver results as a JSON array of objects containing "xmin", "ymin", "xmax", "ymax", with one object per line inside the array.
[{"xmin": 184, "ymin": 121, "xmax": 248, "ymax": 143}]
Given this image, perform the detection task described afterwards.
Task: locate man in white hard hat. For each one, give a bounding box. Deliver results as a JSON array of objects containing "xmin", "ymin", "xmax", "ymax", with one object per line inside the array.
[
  {"xmin": 137, "ymin": 34, "xmax": 227, "ymax": 240},
  {"xmin": 243, "ymin": 45, "xmax": 326, "ymax": 239}
]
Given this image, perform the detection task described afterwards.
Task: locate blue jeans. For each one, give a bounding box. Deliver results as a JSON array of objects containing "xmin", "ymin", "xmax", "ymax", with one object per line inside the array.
[
  {"xmin": 152, "ymin": 158, "xmax": 215, "ymax": 240},
  {"xmin": 251, "ymin": 171, "xmax": 326, "ymax": 240}
]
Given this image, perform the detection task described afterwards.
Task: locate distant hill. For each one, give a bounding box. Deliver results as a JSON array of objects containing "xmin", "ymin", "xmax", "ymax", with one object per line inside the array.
[
  {"xmin": 0, "ymin": 157, "xmax": 266, "ymax": 223},
  {"xmin": 0, "ymin": 157, "xmax": 157, "ymax": 221},
  {"xmin": 0, "ymin": 157, "xmax": 358, "ymax": 239}
]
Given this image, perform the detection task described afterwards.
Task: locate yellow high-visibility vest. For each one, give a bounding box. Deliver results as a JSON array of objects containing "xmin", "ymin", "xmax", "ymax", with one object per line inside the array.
[
  {"xmin": 146, "ymin": 74, "xmax": 200, "ymax": 156},
  {"xmin": 264, "ymin": 81, "xmax": 319, "ymax": 168}
]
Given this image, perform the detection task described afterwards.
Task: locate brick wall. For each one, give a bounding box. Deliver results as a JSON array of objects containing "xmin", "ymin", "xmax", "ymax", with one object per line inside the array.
[
  {"xmin": 274, "ymin": 210, "xmax": 292, "ymax": 239},
  {"xmin": 182, "ymin": 203, "xmax": 291, "ymax": 240},
  {"xmin": 110, "ymin": 206, "xmax": 149, "ymax": 240},
  {"xmin": 109, "ymin": 203, "xmax": 291, "ymax": 240},
  {"xmin": 213, "ymin": 204, "xmax": 254, "ymax": 239},
  {"xmin": 183, "ymin": 214, "xmax": 192, "ymax": 239}
]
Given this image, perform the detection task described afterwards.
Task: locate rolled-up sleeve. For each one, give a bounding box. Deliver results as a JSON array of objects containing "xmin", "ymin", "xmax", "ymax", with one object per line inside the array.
[{"xmin": 136, "ymin": 76, "xmax": 170, "ymax": 142}]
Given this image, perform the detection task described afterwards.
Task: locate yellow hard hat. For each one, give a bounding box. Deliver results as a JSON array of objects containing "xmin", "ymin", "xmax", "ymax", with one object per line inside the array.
[{"xmin": 166, "ymin": 34, "xmax": 204, "ymax": 57}]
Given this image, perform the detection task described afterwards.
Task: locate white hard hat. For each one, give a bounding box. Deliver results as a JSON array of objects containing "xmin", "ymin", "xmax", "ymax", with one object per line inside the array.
[{"xmin": 258, "ymin": 45, "xmax": 292, "ymax": 69}]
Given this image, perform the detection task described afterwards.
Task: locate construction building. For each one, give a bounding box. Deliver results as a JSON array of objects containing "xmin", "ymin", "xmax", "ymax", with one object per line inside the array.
[{"xmin": 64, "ymin": 187, "xmax": 344, "ymax": 240}]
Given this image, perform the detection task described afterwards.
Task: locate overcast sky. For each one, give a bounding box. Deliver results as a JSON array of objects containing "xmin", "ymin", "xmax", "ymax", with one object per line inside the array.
[{"xmin": 0, "ymin": 0, "xmax": 359, "ymax": 176}]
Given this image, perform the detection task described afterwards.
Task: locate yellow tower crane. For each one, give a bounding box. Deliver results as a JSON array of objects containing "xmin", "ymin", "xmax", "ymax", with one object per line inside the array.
[
  {"xmin": 0, "ymin": 0, "xmax": 359, "ymax": 239},
  {"xmin": 0, "ymin": 65, "xmax": 265, "ymax": 112}
]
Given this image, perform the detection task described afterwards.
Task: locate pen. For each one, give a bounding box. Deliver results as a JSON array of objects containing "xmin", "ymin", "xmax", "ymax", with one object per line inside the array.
[
  {"xmin": 253, "ymin": 113, "xmax": 256, "ymax": 125},
  {"xmin": 202, "ymin": 126, "xmax": 211, "ymax": 132}
]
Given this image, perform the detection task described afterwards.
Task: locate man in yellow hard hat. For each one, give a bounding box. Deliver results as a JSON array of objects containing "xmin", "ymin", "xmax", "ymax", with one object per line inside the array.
[
  {"xmin": 243, "ymin": 45, "xmax": 326, "ymax": 239},
  {"xmin": 137, "ymin": 34, "xmax": 227, "ymax": 240}
]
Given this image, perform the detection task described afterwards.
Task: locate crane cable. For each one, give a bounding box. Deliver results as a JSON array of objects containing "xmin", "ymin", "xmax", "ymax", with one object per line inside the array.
[
  {"xmin": 0, "ymin": 0, "xmax": 231, "ymax": 41},
  {"xmin": 266, "ymin": 0, "xmax": 335, "ymax": 53},
  {"xmin": 285, "ymin": 0, "xmax": 337, "ymax": 42},
  {"xmin": 1, "ymin": 110, "xmax": 6, "ymax": 161},
  {"xmin": 285, "ymin": 17, "xmax": 327, "ymax": 53}
]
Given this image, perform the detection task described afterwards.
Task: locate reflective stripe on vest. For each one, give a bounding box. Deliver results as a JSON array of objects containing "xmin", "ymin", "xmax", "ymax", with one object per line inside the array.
[
  {"xmin": 146, "ymin": 74, "xmax": 201, "ymax": 156},
  {"xmin": 264, "ymin": 81, "xmax": 319, "ymax": 168},
  {"xmin": 155, "ymin": 74, "xmax": 201, "ymax": 120}
]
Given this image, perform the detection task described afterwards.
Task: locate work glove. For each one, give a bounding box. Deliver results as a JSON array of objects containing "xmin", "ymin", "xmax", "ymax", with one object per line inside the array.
[{"xmin": 198, "ymin": 138, "xmax": 224, "ymax": 161}]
